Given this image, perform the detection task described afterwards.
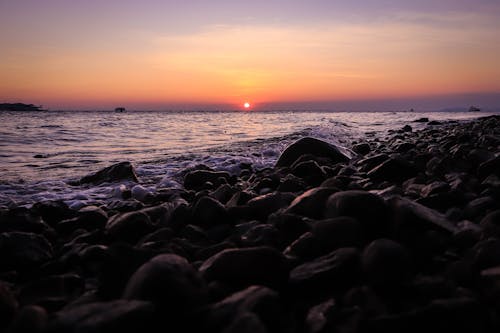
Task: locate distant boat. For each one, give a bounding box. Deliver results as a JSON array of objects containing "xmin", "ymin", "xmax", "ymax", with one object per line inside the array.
[
  {"xmin": 469, "ymin": 106, "xmax": 481, "ymax": 112},
  {"xmin": 114, "ymin": 107, "xmax": 126, "ymax": 112}
]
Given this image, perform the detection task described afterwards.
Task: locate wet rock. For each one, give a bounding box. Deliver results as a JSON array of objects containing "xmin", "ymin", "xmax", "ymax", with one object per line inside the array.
[
  {"xmin": 357, "ymin": 153, "xmax": 390, "ymax": 172},
  {"xmin": 105, "ymin": 211, "xmax": 153, "ymax": 243},
  {"xmin": 130, "ymin": 185, "xmax": 153, "ymax": 202},
  {"xmin": 226, "ymin": 190, "xmax": 255, "ymax": 207},
  {"xmin": 58, "ymin": 206, "xmax": 108, "ymax": 233},
  {"xmin": 277, "ymin": 174, "xmax": 307, "ymax": 192},
  {"xmin": 414, "ymin": 117, "xmax": 429, "ymax": 122},
  {"xmin": 285, "ymin": 187, "xmax": 338, "ymax": 219},
  {"xmin": 324, "ymin": 190, "xmax": 390, "ymax": 237},
  {"xmin": 292, "ymin": 160, "xmax": 326, "ymax": 185},
  {"xmin": 191, "ymin": 196, "xmax": 229, "ymax": 227},
  {"xmin": 106, "ymin": 199, "xmax": 144, "ymax": 212},
  {"xmin": 268, "ymin": 212, "xmax": 311, "ymax": 246},
  {"xmin": 289, "ymin": 247, "xmax": 360, "ymax": 296},
  {"xmin": 210, "ymin": 184, "xmax": 236, "ymax": 204},
  {"xmin": 32, "ymin": 201, "xmax": 74, "ymax": 226},
  {"xmin": 352, "ymin": 143, "xmax": 371, "ymax": 155},
  {"xmin": 0, "ymin": 232, "xmax": 53, "ymax": 271},
  {"xmin": 184, "ymin": 170, "xmax": 231, "ymax": 191},
  {"xmin": 47, "ymin": 300, "xmax": 155, "ymax": 333},
  {"xmin": 402, "ymin": 125, "xmax": 412, "ymax": 132},
  {"xmin": 276, "ymin": 137, "xmax": 350, "ymax": 168},
  {"xmin": 362, "ymin": 239, "xmax": 411, "ymax": 288},
  {"xmin": 246, "ymin": 192, "xmax": 295, "ymax": 220},
  {"xmin": 367, "ymin": 157, "xmax": 417, "ymax": 182},
  {"xmin": 123, "ymin": 254, "xmax": 207, "ymax": 317},
  {"xmin": 199, "ymin": 246, "xmax": 288, "ymax": 288},
  {"xmin": 0, "ymin": 207, "xmax": 51, "ymax": 234},
  {"xmin": 7, "ymin": 305, "xmax": 47, "ymax": 333},
  {"xmin": 70, "ymin": 161, "xmax": 139, "ymax": 185}
]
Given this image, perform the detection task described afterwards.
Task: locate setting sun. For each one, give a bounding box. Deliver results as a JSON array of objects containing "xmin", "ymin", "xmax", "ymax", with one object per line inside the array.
[{"xmin": 244, "ymin": 102, "xmax": 250, "ymax": 109}]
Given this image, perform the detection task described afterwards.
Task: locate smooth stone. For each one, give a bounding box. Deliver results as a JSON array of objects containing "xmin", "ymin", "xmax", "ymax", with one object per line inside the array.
[
  {"xmin": 291, "ymin": 160, "xmax": 326, "ymax": 185},
  {"xmin": 191, "ymin": 196, "xmax": 229, "ymax": 227},
  {"xmin": 352, "ymin": 143, "xmax": 371, "ymax": 155},
  {"xmin": 247, "ymin": 192, "xmax": 295, "ymax": 220},
  {"xmin": 480, "ymin": 210, "xmax": 500, "ymax": 238},
  {"xmin": 199, "ymin": 246, "xmax": 289, "ymax": 288},
  {"xmin": 70, "ymin": 161, "xmax": 139, "ymax": 185},
  {"xmin": 0, "ymin": 232, "xmax": 53, "ymax": 271},
  {"xmin": 32, "ymin": 200, "xmax": 74, "ymax": 226},
  {"xmin": 105, "ymin": 211, "xmax": 153, "ymax": 243},
  {"xmin": 7, "ymin": 305, "xmax": 47, "ymax": 333},
  {"xmin": 184, "ymin": 170, "xmax": 231, "ymax": 191},
  {"xmin": 477, "ymin": 155, "xmax": 500, "ymax": 178},
  {"xmin": 362, "ymin": 239, "xmax": 411, "ymax": 288},
  {"xmin": 130, "ymin": 185, "xmax": 153, "ymax": 202},
  {"xmin": 123, "ymin": 254, "xmax": 208, "ymax": 316},
  {"xmin": 47, "ymin": 300, "xmax": 155, "ymax": 333},
  {"xmin": 324, "ymin": 190, "xmax": 390, "ymax": 237},
  {"xmin": 464, "ymin": 196, "xmax": 497, "ymax": 220},
  {"xmin": 285, "ymin": 187, "xmax": 338, "ymax": 219},
  {"xmin": 357, "ymin": 153, "xmax": 390, "ymax": 172},
  {"xmin": 420, "ymin": 181, "xmax": 451, "ymax": 198},
  {"xmin": 276, "ymin": 137, "xmax": 350, "ymax": 168},
  {"xmin": 289, "ymin": 247, "xmax": 360, "ymax": 295},
  {"xmin": 305, "ymin": 298, "xmax": 336, "ymax": 333},
  {"xmin": 0, "ymin": 207, "xmax": 51, "ymax": 234},
  {"xmin": 367, "ymin": 157, "xmax": 417, "ymax": 182},
  {"xmin": 268, "ymin": 212, "xmax": 311, "ymax": 247},
  {"xmin": 240, "ymin": 224, "xmax": 280, "ymax": 247}
]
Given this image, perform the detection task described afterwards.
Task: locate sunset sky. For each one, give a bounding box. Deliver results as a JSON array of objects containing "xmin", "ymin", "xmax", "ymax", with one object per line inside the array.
[{"xmin": 1, "ymin": 0, "xmax": 500, "ymax": 110}]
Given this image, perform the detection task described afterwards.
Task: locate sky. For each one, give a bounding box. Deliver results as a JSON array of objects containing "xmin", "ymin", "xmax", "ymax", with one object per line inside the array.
[{"xmin": 1, "ymin": 0, "xmax": 500, "ymax": 110}]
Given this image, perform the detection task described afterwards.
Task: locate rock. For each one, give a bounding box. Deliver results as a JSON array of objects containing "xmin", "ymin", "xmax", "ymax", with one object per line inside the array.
[
  {"xmin": 246, "ymin": 192, "xmax": 294, "ymax": 220},
  {"xmin": 289, "ymin": 247, "xmax": 360, "ymax": 296},
  {"xmin": 291, "ymin": 160, "xmax": 326, "ymax": 185},
  {"xmin": 105, "ymin": 211, "xmax": 153, "ymax": 243},
  {"xmin": 0, "ymin": 232, "xmax": 53, "ymax": 271},
  {"xmin": 0, "ymin": 283, "xmax": 18, "ymax": 331},
  {"xmin": 57, "ymin": 206, "xmax": 108, "ymax": 233},
  {"xmin": 209, "ymin": 286, "xmax": 285, "ymax": 333},
  {"xmin": 7, "ymin": 305, "xmax": 47, "ymax": 333},
  {"xmin": 276, "ymin": 137, "xmax": 350, "ymax": 168},
  {"xmin": 184, "ymin": 170, "xmax": 231, "ymax": 191},
  {"xmin": 240, "ymin": 224, "xmax": 280, "ymax": 247},
  {"xmin": 221, "ymin": 311, "xmax": 267, "ymax": 333},
  {"xmin": 285, "ymin": 187, "xmax": 338, "ymax": 219},
  {"xmin": 123, "ymin": 254, "xmax": 207, "ymax": 317},
  {"xmin": 18, "ymin": 274, "xmax": 84, "ymax": 311},
  {"xmin": 106, "ymin": 199, "xmax": 144, "ymax": 212},
  {"xmin": 47, "ymin": 300, "xmax": 155, "ymax": 333},
  {"xmin": 367, "ymin": 157, "xmax": 417, "ymax": 182},
  {"xmin": 362, "ymin": 239, "xmax": 411, "ymax": 288},
  {"xmin": 130, "ymin": 185, "xmax": 153, "ymax": 202},
  {"xmin": 0, "ymin": 207, "xmax": 51, "ymax": 234},
  {"xmin": 473, "ymin": 238, "xmax": 500, "ymax": 270},
  {"xmin": 402, "ymin": 125, "xmax": 412, "ymax": 132},
  {"xmin": 420, "ymin": 181, "xmax": 450, "ymax": 198},
  {"xmin": 428, "ymin": 120, "xmax": 441, "ymax": 125},
  {"xmin": 477, "ymin": 155, "xmax": 500, "ymax": 178},
  {"xmin": 324, "ymin": 190, "xmax": 390, "ymax": 237},
  {"xmin": 464, "ymin": 196, "xmax": 497, "ymax": 220},
  {"xmin": 480, "ymin": 210, "xmax": 500, "ymax": 238},
  {"xmin": 199, "ymin": 246, "xmax": 289, "ymax": 288},
  {"xmin": 305, "ymin": 298, "xmax": 336, "ymax": 333},
  {"xmin": 352, "ymin": 143, "xmax": 371, "ymax": 155},
  {"xmin": 277, "ymin": 174, "xmax": 307, "ymax": 192},
  {"xmin": 70, "ymin": 161, "xmax": 139, "ymax": 185},
  {"xmin": 191, "ymin": 196, "xmax": 229, "ymax": 227},
  {"xmin": 32, "ymin": 200, "xmax": 74, "ymax": 226},
  {"xmin": 357, "ymin": 153, "xmax": 389, "ymax": 172},
  {"xmin": 414, "ymin": 117, "xmax": 429, "ymax": 122}
]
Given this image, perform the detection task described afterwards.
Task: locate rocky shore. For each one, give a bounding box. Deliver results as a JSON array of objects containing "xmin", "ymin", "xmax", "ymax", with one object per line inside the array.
[{"xmin": 1, "ymin": 115, "xmax": 499, "ymax": 332}]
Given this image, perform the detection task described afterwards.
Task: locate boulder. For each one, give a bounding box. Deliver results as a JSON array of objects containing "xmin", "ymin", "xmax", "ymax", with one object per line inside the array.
[
  {"xmin": 276, "ymin": 137, "xmax": 350, "ymax": 168},
  {"xmin": 184, "ymin": 170, "xmax": 231, "ymax": 191},
  {"xmin": 105, "ymin": 211, "xmax": 153, "ymax": 243},
  {"xmin": 199, "ymin": 246, "xmax": 288, "ymax": 288},
  {"xmin": 123, "ymin": 254, "xmax": 208, "ymax": 317},
  {"xmin": 70, "ymin": 161, "xmax": 139, "ymax": 185},
  {"xmin": 285, "ymin": 187, "xmax": 338, "ymax": 219}
]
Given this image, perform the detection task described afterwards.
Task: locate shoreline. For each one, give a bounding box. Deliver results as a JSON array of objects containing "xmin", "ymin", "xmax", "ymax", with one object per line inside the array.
[{"xmin": 1, "ymin": 115, "xmax": 499, "ymax": 332}]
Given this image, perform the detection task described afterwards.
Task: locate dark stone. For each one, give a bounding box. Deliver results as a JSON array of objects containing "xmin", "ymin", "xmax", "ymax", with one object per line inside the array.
[
  {"xmin": 473, "ymin": 238, "xmax": 500, "ymax": 270},
  {"xmin": 123, "ymin": 254, "xmax": 207, "ymax": 317},
  {"xmin": 357, "ymin": 153, "xmax": 390, "ymax": 172},
  {"xmin": 219, "ymin": 311, "xmax": 267, "ymax": 333},
  {"xmin": 184, "ymin": 170, "xmax": 231, "ymax": 191},
  {"xmin": 292, "ymin": 160, "xmax": 326, "ymax": 185},
  {"xmin": 428, "ymin": 120, "xmax": 442, "ymax": 125},
  {"xmin": 191, "ymin": 196, "xmax": 229, "ymax": 227},
  {"xmin": 268, "ymin": 212, "xmax": 311, "ymax": 247},
  {"xmin": 395, "ymin": 142, "xmax": 416, "ymax": 153},
  {"xmin": 289, "ymin": 247, "xmax": 360, "ymax": 296},
  {"xmin": 0, "ymin": 207, "xmax": 51, "ymax": 234},
  {"xmin": 226, "ymin": 190, "xmax": 255, "ymax": 207},
  {"xmin": 0, "ymin": 232, "xmax": 53, "ymax": 271},
  {"xmin": 276, "ymin": 137, "xmax": 350, "ymax": 168},
  {"xmin": 57, "ymin": 206, "xmax": 108, "ymax": 233},
  {"xmin": 352, "ymin": 143, "xmax": 371, "ymax": 155},
  {"xmin": 32, "ymin": 201, "xmax": 74, "ymax": 226},
  {"xmin": 70, "ymin": 161, "xmax": 139, "ymax": 185},
  {"xmin": 420, "ymin": 181, "xmax": 450, "ymax": 198},
  {"xmin": 277, "ymin": 174, "xmax": 307, "ymax": 192},
  {"xmin": 305, "ymin": 298, "xmax": 336, "ymax": 333},
  {"xmin": 240, "ymin": 224, "xmax": 280, "ymax": 247},
  {"xmin": 210, "ymin": 184, "xmax": 236, "ymax": 204},
  {"xmin": 47, "ymin": 300, "xmax": 155, "ymax": 333},
  {"xmin": 402, "ymin": 125, "xmax": 412, "ymax": 132},
  {"xmin": 208, "ymin": 286, "xmax": 286, "ymax": 333},
  {"xmin": 105, "ymin": 211, "xmax": 153, "ymax": 243},
  {"xmin": 464, "ymin": 196, "xmax": 497, "ymax": 220},
  {"xmin": 478, "ymin": 155, "xmax": 500, "ymax": 178},
  {"xmin": 246, "ymin": 192, "xmax": 295, "ymax": 220},
  {"xmin": 7, "ymin": 305, "xmax": 47, "ymax": 333},
  {"xmin": 106, "ymin": 199, "xmax": 144, "ymax": 212},
  {"xmin": 480, "ymin": 210, "xmax": 500, "ymax": 238},
  {"xmin": 18, "ymin": 274, "xmax": 84, "ymax": 311},
  {"xmin": 367, "ymin": 157, "xmax": 417, "ymax": 182},
  {"xmin": 285, "ymin": 187, "xmax": 338, "ymax": 219},
  {"xmin": 414, "ymin": 117, "xmax": 429, "ymax": 122},
  {"xmin": 324, "ymin": 190, "xmax": 390, "ymax": 237},
  {"xmin": 0, "ymin": 283, "xmax": 18, "ymax": 331},
  {"xmin": 199, "ymin": 246, "xmax": 289, "ymax": 288},
  {"xmin": 362, "ymin": 239, "xmax": 411, "ymax": 288}
]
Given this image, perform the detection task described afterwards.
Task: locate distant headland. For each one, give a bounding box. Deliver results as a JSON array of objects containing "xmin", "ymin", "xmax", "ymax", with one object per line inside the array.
[{"xmin": 0, "ymin": 103, "xmax": 46, "ymax": 111}]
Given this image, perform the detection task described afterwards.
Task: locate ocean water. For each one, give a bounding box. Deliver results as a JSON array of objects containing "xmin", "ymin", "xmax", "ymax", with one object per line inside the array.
[{"xmin": 0, "ymin": 110, "xmax": 497, "ymax": 207}]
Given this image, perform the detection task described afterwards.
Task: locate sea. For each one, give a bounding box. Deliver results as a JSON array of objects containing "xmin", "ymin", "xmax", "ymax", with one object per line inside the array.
[{"xmin": 0, "ymin": 110, "xmax": 497, "ymax": 208}]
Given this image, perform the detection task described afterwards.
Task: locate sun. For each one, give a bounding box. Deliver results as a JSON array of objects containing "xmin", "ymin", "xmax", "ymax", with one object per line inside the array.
[{"xmin": 244, "ymin": 102, "xmax": 250, "ymax": 109}]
